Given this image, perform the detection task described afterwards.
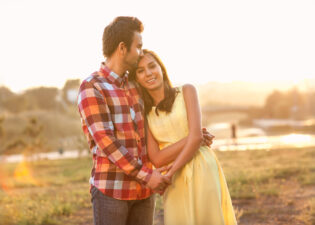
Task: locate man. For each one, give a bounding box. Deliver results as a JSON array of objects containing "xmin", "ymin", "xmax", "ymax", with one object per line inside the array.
[
  {"xmin": 78, "ymin": 16, "xmax": 213, "ymax": 225},
  {"xmin": 78, "ymin": 16, "xmax": 170, "ymax": 225}
]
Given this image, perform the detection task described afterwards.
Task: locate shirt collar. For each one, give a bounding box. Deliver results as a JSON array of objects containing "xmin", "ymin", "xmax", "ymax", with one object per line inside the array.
[{"xmin": 99, "ymin": 62, "xmax": 128, "ymax": 88}]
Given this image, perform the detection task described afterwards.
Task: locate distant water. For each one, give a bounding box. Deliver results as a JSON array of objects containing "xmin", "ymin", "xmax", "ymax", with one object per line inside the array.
[
  {"xmin": 1, "ymin": 133, "xmax": 315, "ymax": 163},
  {"xmin": 208, "ymin": 121, "xmax": 315, "ymax": 151},
  {"xmin": 212, "ymin": 133, "xmax": 315, "ymax": 151}
]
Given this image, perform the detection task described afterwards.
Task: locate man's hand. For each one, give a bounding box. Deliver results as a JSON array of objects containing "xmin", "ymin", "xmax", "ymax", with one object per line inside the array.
[
  {"xmin": 201, "ymin": 128, "xmax": 215, "ymax": 147},
  {"xmin": 147, "ymin": 166, "xmax": 171, "ymax": 193}
]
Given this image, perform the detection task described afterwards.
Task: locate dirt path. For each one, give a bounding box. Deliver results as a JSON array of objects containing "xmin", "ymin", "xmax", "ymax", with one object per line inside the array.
[
  {"xmin": 62, "ymin": 181, "xmax": 314, "ymax": 225},
  {"xmin": 234, "ymin": 181, "xmax": 315, "ymax": 225}
]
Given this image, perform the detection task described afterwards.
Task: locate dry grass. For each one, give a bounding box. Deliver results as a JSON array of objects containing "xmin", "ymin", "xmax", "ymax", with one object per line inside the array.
[
  {"xmin": 0, "ymin": 158, "xmax": 91, "ymax": 225},
  {"xmin": 0, "ymin": 147, "xmax": 314, "ymax": 225}
]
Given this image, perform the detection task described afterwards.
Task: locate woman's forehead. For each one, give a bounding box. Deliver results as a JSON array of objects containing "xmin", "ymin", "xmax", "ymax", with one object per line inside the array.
[{"xmin": 139, "ymin": 54, "xmax": 155, "ymax": 65}]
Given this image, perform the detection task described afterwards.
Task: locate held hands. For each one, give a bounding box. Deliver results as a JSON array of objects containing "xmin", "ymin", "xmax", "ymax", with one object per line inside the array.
[
  {"xmin": 201, "ymin": 128, "xmax": 215, "ymax": 147},
  {"xmin": 147, "ymin": 165, "xmax": 172, "ymax": 195}
]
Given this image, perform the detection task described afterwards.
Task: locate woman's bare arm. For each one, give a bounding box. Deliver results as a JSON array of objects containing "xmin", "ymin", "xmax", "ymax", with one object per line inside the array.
[
  {"xmin": 146, "ymin": 124, "xmax": 187, "ymax": 168},
  {"xmin": 165, "ymin": 84, "xmax": 203, "ymax": 177}
]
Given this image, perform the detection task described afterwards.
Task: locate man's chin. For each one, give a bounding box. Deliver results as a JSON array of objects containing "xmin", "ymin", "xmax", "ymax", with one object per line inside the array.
[{"xmin": 127, "ymin": 63, "xmax": 138, "ymax": 71}]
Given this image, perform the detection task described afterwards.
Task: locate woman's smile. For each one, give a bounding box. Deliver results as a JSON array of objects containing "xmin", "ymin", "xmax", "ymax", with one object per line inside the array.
[
  {"xmin": 136, "ymin": 53, "xmax": 164, "ymax": 90},
  {"xmin": 146, "ymin": 78, "xmax": 157, "ymax": 84}
]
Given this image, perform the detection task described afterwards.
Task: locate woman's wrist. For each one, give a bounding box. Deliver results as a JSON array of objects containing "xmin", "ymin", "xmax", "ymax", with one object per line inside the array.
[{"xmin": 166, "ymin": 169, "xmax": 175, "ymax": 178}]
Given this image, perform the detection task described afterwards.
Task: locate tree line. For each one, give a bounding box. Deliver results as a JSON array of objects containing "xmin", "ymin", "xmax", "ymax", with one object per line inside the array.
[
  {"xmin": 248, "ymin": 87, "xmax": 315, "ymax": 120},
  {"xmin": 0, "ymin": 79, "xmax": 80, "ymax": 113}
]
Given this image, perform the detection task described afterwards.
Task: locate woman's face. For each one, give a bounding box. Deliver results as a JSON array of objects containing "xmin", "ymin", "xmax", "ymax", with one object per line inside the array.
[{"xmin": 135, "ymin": 53, "xmax": 164, "ymax": 91}]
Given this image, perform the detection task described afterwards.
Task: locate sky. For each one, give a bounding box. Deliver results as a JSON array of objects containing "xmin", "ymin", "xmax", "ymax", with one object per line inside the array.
[{"xmin": 0, "ymin": 0, "xmax": 314, "ymax": 93}]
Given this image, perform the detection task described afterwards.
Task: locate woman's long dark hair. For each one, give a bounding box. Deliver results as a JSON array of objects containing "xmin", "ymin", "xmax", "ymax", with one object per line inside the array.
[{"xmin": 129, "ymin": 49, "xmax": 178, "ymax": 115}]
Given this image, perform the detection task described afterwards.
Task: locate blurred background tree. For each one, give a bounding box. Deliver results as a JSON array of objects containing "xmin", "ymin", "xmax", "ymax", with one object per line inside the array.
[
  {"xmin": 1, "ymin": 79, "xmax": 315, "ymax": 156},
  {"xmin": 263, "ymin": 88, "xmax": 307, "ymax": 119},
  {"xmin": 23, "ymin": 117, "xmax": 47, "ymax": 155},
  {"xmin": 62, "ymin": 79, "xmax": 80, "ymax": 105},
  {"xmin": 0, "ymin": 115, "xmax": 4, "ymax": 139}
]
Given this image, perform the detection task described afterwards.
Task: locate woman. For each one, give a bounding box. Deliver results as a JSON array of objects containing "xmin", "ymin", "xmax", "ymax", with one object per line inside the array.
[{"xmin": 130, "ymin": 50, "xmax": 237, "ymax": 225}]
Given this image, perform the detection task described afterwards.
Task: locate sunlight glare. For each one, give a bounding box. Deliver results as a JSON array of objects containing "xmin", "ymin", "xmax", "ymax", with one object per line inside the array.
[
  {"xmin": 280, "ymin": 134, "xmax": 312, "ymax": 147},
  {"xmin": 13, "ymin": 161, "xmax": 38, "ymax": 185}
]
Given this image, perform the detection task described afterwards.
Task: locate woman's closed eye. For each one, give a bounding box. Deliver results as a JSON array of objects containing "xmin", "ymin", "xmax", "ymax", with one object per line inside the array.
[
  {"xmin": 149, "ymin": 64, "xmax": 156, "ymax": 69},
  {"xmin": 136, "ymin": 68, "xmax": 144, "ymax": 74}
]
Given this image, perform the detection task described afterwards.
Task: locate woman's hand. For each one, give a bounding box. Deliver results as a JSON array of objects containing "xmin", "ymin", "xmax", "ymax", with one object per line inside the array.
[
  {"xmin": 164, "ymin": 166, "xmax": 175, "ymax": 181},
  {"xmin": 155, "ymin": 164, "xmax": 173, "ymax": 195},
  {"xmin": 201, "ymin": 128, "xmax": 215, "ymax": 147}
]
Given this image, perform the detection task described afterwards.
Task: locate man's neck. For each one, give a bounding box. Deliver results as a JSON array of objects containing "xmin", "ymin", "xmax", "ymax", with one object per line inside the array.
[{"xmin": 105, "ymin": 57, "xmax": 127, "ymax": 77}]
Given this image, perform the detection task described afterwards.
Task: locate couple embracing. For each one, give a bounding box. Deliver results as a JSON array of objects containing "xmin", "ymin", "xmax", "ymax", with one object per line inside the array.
[{"xmin": 77, "ymin": 16, "xmax": 237, "ymax": 225}]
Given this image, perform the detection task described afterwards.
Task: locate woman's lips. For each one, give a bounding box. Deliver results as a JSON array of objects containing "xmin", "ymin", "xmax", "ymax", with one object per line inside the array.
[{"xmin": 146, "ymin": 78, "xmax": 156, "ymax": 84}]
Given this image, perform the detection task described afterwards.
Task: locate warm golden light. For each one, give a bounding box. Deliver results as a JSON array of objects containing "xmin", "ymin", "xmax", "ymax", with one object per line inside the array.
[
  {"xmin": 280, "ymin": 134, "xmax": 312, "ymax": 147},
  {"xmin": 0, "ymin": 168, "xmax": 10, "ymax": 193},
  {"xmin": 13, "ymin": 161, "xmax": 38, "ymax": 185}
]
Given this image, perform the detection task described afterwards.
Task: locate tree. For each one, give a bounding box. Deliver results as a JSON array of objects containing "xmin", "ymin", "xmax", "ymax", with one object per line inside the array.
[
  {"xmin": 3, "ymin": 95, "xmax": 29, "ymax": 113},
  {"xmin": 264, "ymin": 90, "xmax": 287, "ymax": 118},
  {"xmin": 23, "ymin": 87, "xmax": 59, "ymax": 110},
  {"xmin": 2, "ymin": 86, "xmax": 62, "ymax": 113},
  {"xmin": 62, "ymin": 79, "xmax": 81, "ymax": 105},
  {"xmin": 263, "ymin": 88, "xmax": 307, "ymax": 119},
  {"xmin": 0, "ymin": 115, "xmax": 4, "ymax": 139},
  {"xmin": 23, "ymin": 117, "xmax": 47, "ymax": 156},
  {"xmin": 0, "ymin": 86, "xmax": 14, "ymax": 106}
]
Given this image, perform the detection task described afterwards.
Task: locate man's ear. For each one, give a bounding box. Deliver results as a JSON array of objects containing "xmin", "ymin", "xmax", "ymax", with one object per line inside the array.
[{"xmin": 118, "ymin": 42, "xmax": 127, "ymax": 56}]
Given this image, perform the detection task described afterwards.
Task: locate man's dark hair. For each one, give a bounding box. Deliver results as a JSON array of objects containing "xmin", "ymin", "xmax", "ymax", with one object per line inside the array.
[{"xmin": 102, "ymin": 16, "xmax": 143, "ymax": 58}]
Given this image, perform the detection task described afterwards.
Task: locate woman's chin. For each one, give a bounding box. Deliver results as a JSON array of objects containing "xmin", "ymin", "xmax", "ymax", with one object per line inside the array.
[{"xmin": 144, "ymin": 83, "xmax": 162, "ymax": 91}]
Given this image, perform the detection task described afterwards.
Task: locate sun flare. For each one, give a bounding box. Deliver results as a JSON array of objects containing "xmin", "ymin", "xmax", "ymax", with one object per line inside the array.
[
  {"xmin": 280, "ymin": 134, "xmax": 312, "ymax": 147},
  {"xmin": 13, "ymin": 161, "xmax": 38, "ymax": 185}
]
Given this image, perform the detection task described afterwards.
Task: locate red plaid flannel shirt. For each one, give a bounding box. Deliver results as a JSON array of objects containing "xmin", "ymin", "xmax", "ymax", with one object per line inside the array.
[{"xmin": 77, "ymin": 63, "xmax": 153, "ymax": 200}]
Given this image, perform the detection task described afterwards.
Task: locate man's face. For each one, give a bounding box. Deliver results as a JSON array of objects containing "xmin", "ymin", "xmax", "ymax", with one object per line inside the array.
[{"xmin": 124, "ymin": 31, "xmax": 143, "ymax": 71}]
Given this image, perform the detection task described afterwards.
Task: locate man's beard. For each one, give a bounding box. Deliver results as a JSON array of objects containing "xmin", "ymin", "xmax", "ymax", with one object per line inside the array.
[{"xmin": 125, "ymin": 58, "xmax": 138, "ymax": 72}]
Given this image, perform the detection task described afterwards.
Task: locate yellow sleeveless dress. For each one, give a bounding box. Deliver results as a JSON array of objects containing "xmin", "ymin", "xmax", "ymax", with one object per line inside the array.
[{"xmin": 147, "ymin": 86, "xmax": 237, "ymax": 225}]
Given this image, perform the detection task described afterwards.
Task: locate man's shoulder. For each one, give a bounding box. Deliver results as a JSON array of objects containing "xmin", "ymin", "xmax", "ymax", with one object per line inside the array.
[
  {"xmin": 81, "ymin": 71, "xmax": 102, "ymax": 85},
  {"xmin": 127, "ymin": 80, "xmax": 141, "ymax": 95},
  {"xmin": 80, "ymin": 72, "xmax": 113, "ymax": 90}
]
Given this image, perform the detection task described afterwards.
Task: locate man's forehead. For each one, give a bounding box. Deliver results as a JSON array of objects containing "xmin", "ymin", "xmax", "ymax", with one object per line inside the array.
[{"xmin": 133, "ymin": 32, "xmax": 142, "ymax": 44}]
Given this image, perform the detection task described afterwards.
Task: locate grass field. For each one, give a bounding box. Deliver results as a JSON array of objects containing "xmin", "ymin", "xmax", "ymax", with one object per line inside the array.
[{"xmin": 0, "ymin": 147, "xmax": 314, "ymax": 225}]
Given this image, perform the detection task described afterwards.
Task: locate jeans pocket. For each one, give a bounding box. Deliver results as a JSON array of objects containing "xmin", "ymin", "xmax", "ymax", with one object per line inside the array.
[{"xmin": 90, "ymin": 186, "xmax": 99, "ymax": 203}]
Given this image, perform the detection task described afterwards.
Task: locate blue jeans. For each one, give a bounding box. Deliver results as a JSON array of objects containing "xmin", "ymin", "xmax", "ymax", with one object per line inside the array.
[{"xmin": 91, "ymin": 186, "xmax": 155, "ymax": 225}]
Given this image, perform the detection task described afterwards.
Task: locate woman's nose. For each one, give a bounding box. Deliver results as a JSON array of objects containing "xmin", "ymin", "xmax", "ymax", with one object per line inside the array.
[{"xmin": 145, "ymin": 68, "xmax": 152, "ymax": 76}]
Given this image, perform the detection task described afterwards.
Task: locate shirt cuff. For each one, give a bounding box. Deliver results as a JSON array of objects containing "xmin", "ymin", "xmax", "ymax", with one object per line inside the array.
[{"xmin": 135, "ymin": 165, "xmax": 153, "ymax": 185}]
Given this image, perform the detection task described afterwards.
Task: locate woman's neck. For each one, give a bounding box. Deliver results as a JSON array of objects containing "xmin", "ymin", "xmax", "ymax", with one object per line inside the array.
[{"xmin": 147, "ymin": 85, "xmax": 165, "ymax": 106}]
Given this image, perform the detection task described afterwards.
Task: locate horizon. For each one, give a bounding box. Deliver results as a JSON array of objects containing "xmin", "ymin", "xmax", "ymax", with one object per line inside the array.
[{"xmin": 1, "ymin": 78, "xmax": 314, "ymax": 94}]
